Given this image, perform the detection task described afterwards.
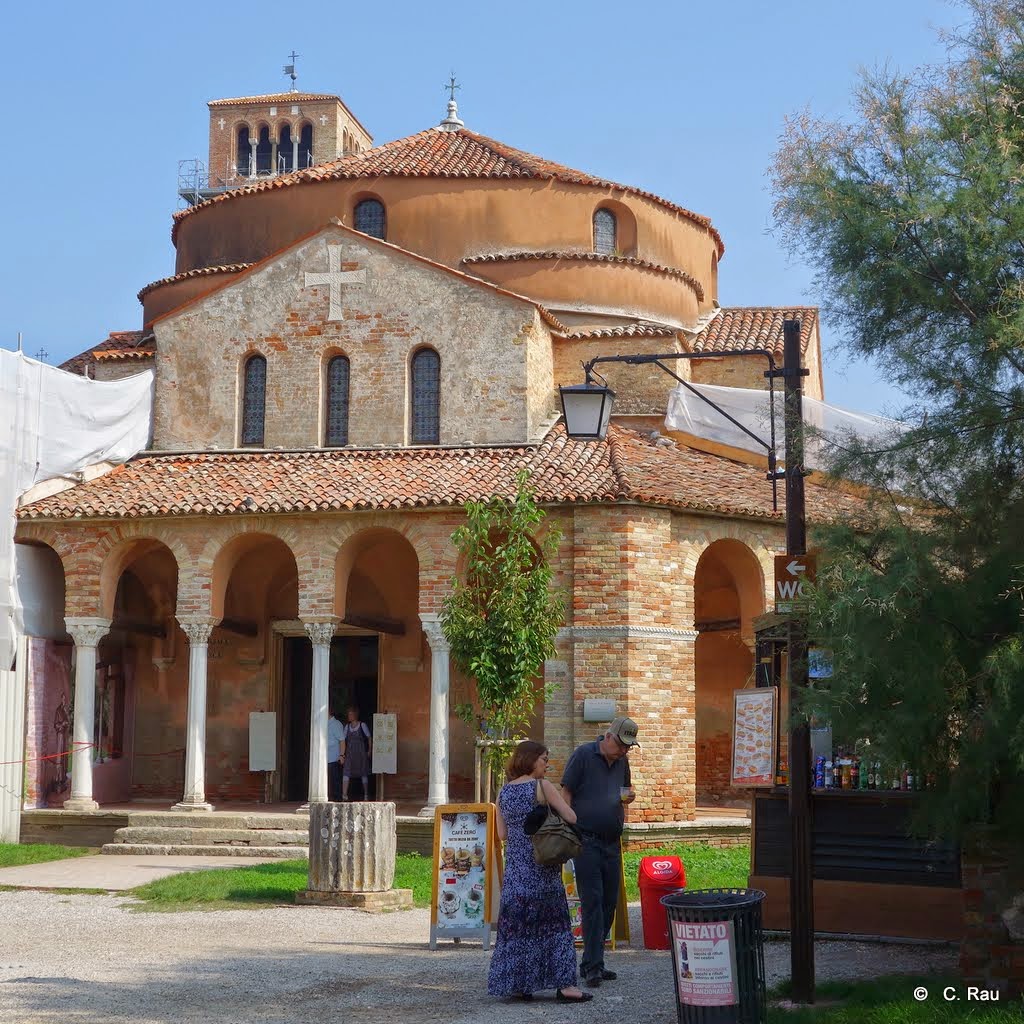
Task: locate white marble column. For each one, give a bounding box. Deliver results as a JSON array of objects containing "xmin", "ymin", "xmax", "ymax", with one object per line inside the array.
[
  {"xmin": 302, "ymin": 620, "xmax": 336, "ymax": 809},
  {"xmin": 64, "ymin": 617, "xmax": 111, "ymax": 811},
  {"xmin": 174, "ymin": 619, "xmax": 216, "ymax": 812},
  {"xmin": 248, "ymin": 140, "xmax": 258, "ymax": 177},
  {"xmin": 292, "ymin": 138, "xmax": 299, "ymax": 172},
  {"xmin": 419, "ymin": 615, "xmax": 451, "ymax": 815}
]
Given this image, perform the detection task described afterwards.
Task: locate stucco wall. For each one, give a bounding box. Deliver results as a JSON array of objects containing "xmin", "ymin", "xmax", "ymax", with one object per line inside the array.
[
  {"xmin": 171, "ymin": 175, "xmax": 721, "ymax": 325},
  {"xmin": 152, "ymin": 225, "xmax": 557, "ymax": 450}
]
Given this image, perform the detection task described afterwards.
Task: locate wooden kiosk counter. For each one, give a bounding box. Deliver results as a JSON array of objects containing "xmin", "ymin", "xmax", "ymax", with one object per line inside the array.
[{"xmin": 749, "ymin": 787, "xmax": 963, "ymax": 941}]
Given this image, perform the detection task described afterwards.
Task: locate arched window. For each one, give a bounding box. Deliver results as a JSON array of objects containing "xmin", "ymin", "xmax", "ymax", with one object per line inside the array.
[
  {"xmin": 241, "ymin": 354, "xmax": 267, "ymax": 446},
  {"xmin": 279, "ymin": 124, "xmax": 294, "ymax": 172},
  {"xmin": 410, "ymin": 348, "xmax": 440, "ymax": 444},
  {"xmin": 593, "ymin": 208, "xmax": 617, "ymax": 255},
  {"xmin": 236, "ymin": 125, "xmax": 251, "ymax": 176},
  {"xmin": 255, "ymin": 125, "xmax": 272, "ymax": 175},
  {"xmin": 354, "ymin": 198, "xmax": 386, "ymax": 239},
  {"xmin": 324, "ymin": 355, "xmax": 350, "ymax": 446},
  {"xmin": 299, "ymin": 123, "xmax": 314, "ymax": 168}
]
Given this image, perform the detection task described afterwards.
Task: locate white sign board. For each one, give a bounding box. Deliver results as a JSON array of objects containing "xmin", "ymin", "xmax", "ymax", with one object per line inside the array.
[
  {"xmin": 249, "ymin": 712, "xmax": 276, "ymax": 772},
  {"xmin": 672, "ymin": 919, "xmax": 739, "ymax": 1007},
  {"xmin": 371, "ymin": 713, "xmax": 397, "ymax": 775}
]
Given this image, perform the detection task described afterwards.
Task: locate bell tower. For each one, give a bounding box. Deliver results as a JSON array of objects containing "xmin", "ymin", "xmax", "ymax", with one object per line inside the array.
[{"xmin": 178, "ymin": 56, "xmax": 372, "ymax": 207}]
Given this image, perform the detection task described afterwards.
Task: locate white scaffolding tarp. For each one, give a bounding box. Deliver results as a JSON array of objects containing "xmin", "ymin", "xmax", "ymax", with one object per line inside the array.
[
  {"xmin": 0, "ymin": 350, "xmax": 154, "ymax": 671},
  {"xmin": 664, "ymin": 381, "xmax": 905, "ymax": 469}
]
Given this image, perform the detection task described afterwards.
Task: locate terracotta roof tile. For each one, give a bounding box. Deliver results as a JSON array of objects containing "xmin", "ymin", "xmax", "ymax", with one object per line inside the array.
[
  {"xmin": 463, "ymin": 251, "xmax": 704, "ymax": 301},
  {"xmin": 171, "ymin": 128, "xmax": 724, "ymax": 254},
  {"xmin": 692, "ymin": 307, "xmax": 818, "ymax": 360},
  {"xmin": 557, "ymin": 324, "xmax": 680, "ymax": 340},
  {"xmin": 208, "ymin": 92, "xmax": 340, "ymax": 107},
  {"xmin": 137, "ymin": 264, "xmax": 254, "ymax": 302},
  {"xmin": 60, "ymin": 332, "xmax": 152, "ymax": 376},
  {"xmin": 17, "ymin": 423, "xmax": 863, "ymax": 525}
]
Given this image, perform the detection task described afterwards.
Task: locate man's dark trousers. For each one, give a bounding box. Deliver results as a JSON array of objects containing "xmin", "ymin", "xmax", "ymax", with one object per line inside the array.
[
  {"xmin": 328, "ymin": 761, "xmax": 343, "ymax": 802},
  {"xmin": 575, "ymin": 833, "xmax": 620, "ymax": 980}
]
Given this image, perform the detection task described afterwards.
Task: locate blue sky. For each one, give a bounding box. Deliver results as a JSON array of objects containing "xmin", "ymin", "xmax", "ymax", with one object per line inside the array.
[{"xmin": 2, "ymin": 0, "xmax": 964, "ymax": 415}]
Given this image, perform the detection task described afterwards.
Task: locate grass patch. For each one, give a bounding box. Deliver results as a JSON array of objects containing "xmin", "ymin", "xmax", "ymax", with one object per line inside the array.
[
  {"xmin": 767, "ymin": 974, "xmax": 1021, "ymax": 1022},
  {"xmin": 0, "ymin": 843, "xmax": 92, "ymax": 868},
  {"xmin": 128, "ymin": 844, "xmax": 748, "ymax": 912}
]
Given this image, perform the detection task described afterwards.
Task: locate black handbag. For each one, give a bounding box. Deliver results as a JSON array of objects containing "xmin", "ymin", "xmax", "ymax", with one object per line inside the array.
[{"xmin": 530, "ymin": 779, "xmax": 582, "ymax": 867}]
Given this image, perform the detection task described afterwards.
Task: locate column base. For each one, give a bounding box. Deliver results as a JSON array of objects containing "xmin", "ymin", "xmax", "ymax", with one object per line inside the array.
[
  {"xmin": 418, "ymin": 803, "xmax": 442, "ymax": 818},
  {"xmin": 62, "ymin": 797, "xmax": 99, "ymax": 812},
  {"xmin": 173, "ymin": 800, "xmax": 214, "ymax": 812}
]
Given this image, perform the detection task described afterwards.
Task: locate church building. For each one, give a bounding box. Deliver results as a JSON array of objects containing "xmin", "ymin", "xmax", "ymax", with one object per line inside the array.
[{"xmin": 15, "ymin": 79, "xmax": 856, "ymax": 826}]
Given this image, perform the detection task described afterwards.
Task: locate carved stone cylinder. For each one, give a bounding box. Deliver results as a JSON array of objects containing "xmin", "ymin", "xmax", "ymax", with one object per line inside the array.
[{"xmin": 307, "ymin": 801, "xmax": 396, "ymax": 893}]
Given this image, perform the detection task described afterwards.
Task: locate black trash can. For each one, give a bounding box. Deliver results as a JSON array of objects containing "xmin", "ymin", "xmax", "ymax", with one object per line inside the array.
[{"xmin": 659, "ymin": 888, "xmax": 766, "ymax": 1024}]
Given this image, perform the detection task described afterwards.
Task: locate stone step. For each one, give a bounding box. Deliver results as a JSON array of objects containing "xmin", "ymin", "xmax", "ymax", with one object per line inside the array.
[
  {"xmin": 102, "ymin": 843, "xmax": 309, "ymax": 858},
  {"xmin": 111, "ymin": 826, "xmax": 309, "ymax": 847},
  {"xmin": 123, "ymin": 812, "xmax": 307, "ymax": 830}
]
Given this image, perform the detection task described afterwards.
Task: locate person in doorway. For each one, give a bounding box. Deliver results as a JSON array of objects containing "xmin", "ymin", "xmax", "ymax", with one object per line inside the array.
[
  {"xmin": 341, "ymin": 705, "xmax": 372, "ymax": 801},
  {"xmin": 561, "ymin": 717, "xmax": 638, "ymax": 988},
  {"xmin": 327, "ymin": 707, "xmax": 345, "ymax": 802},
  {"xmin": 487, "ymin": 740, "xmax": 591, "ymax": 1003}
]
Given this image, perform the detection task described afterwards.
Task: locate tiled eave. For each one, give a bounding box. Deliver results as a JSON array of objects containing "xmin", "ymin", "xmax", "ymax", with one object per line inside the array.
[{"xmin": 17, "ymin": 424, "xmax": 865, "ymax": 526}]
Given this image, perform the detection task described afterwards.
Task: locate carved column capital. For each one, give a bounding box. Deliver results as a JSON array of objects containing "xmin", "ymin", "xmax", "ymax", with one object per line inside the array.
[
  {"xmin": 303, "ymin": 619, "xmax": 338, "ymax": 646},
  {"xmin": 178, "ymin": 619, "xmax": 216, "ymax": 646},
  {"xmin": 419, "ymin": 615, "xmax": 450, "ymax": 653},
  {"xmin": 65, "ymin": 616, "xmax": 111, "ymax": 649}
]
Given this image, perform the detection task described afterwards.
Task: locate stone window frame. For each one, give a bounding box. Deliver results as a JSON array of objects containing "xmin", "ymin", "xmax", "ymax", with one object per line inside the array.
[
  {"xmin": 409, "ymin": 346, "xmax": 441, "ymax": 445},
  {"xmin": 240, "ymin": 352, "xmax": 268, "ymax": 447}
]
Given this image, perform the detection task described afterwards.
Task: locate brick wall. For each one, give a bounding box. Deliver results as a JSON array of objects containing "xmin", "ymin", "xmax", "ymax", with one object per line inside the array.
[{"xmin": 153, "ymin": 225, "xmax": 556, "ymax": 450}]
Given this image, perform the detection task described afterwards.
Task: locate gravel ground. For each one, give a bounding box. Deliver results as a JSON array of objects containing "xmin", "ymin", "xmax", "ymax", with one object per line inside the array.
[{"xmin": 0, "ymin": 892, "xmax": 957, "ymax": 1023}]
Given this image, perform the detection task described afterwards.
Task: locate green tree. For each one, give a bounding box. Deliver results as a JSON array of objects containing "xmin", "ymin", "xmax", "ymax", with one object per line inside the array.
[
  {"xmin": 442, "ymin": 471, "xmax": 565, "ymax": 755},
  {"xmin": 771, "ymin": 0, "xmax": 1024, "ymax": 842}
]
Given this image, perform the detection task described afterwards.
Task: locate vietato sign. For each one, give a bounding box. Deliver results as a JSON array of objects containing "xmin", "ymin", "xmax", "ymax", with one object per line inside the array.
[{"xmin": 774, "ymin": 555, "xmax": 817, "ymax": 612}]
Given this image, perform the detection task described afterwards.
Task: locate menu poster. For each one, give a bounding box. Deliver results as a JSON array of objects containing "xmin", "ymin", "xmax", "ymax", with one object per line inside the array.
[
  {"xmin": 671, "ymin": 919, "xmax": 739, "ymax": 1007},
  {"xmin": 429, "ymin": 804, "xmax": 500, "ymax": 949},
  {"xmin": 731, "ymin": 688, "xmax": 777, "ymax": 788},
  {"xmin": 562, "ymin": 853, "xmax": 630, "ymax": 947}
]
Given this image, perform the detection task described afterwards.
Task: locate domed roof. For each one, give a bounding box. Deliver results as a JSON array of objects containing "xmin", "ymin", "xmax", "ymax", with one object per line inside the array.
[{"xmin": 171, "ymin": 126, "xmax": 723, "ymax": 253}]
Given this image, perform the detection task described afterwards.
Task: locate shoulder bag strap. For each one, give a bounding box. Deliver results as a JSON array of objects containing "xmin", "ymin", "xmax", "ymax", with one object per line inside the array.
[{"xmin": 536, "ymin": 779, "xmax": 547, "ymax": 806}]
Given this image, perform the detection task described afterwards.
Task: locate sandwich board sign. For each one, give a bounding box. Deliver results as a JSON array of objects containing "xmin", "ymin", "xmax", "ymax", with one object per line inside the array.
[
  {"xmin": 774, "ymin": 555, "xmax": 816, "ymax": 613},
  {"xmin": 429, "ymin": 804, "xmax": 503, "ymax": 949}
]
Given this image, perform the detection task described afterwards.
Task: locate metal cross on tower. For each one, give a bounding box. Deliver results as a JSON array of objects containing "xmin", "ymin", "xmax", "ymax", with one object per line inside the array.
[
  {"xmin": 444, "ymin": 73, "xmax": 461, "ymax": 102},
  {"xmin": 283, "ymin": 51, "xmax": 300, "ymax": 91}
]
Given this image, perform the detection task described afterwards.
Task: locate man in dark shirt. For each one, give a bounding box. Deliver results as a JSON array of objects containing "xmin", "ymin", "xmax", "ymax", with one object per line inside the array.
[{"xmin": 561, "ymin": 716, "xmax": 639, "ymax": 987}]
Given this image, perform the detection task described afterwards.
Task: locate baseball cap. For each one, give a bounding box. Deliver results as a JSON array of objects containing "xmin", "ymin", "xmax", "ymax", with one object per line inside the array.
[{"xmin": 608, "ymin": 717, "xmax": 640, "ymax": 748}]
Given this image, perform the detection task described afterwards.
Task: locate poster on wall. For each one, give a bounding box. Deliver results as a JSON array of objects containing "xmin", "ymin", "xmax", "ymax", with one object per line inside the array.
[
  {"xmin": 671, "ymin": 918, "xmax": 739, "ymax": 1006},
  {"xmin": 429, "ymin": 804, "xmax": 502, "ymax": 949},
  {"xmin": 371, "ymin": 713, "xmax": 397, "ymax": 775},
  {"xmin": 730, "ymin": 687, "xmax": 777, "ymax": 788},
  {"xmin": 562, "ymin": 853, "xmax": 630, "ymax": 946}
]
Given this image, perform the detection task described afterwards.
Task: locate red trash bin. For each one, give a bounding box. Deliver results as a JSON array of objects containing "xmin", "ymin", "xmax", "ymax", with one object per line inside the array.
[{"xmin": 638, "ymin": 855, "xmax": 686, "ymax": 950}]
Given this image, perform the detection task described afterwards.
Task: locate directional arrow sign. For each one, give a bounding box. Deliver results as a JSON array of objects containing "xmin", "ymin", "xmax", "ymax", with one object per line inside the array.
[{"xmin": 775, "ymin": 554, "xmax": 817, "ymax": 612}]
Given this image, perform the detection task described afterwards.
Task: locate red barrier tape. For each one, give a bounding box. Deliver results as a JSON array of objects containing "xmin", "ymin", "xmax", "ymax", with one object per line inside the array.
[{"xmin": 0, "ymin": 744, "xmax": 185, "ymax": 766}]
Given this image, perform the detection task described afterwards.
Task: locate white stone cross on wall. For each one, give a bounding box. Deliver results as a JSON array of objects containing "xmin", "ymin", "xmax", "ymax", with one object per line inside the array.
[
  {"xmin": 218, "ymin": 117, "xmax": 226, "ymax": 130},
  {"xmin": 303, "ymin": 246, "xmax": 366, "ymax": 321}
]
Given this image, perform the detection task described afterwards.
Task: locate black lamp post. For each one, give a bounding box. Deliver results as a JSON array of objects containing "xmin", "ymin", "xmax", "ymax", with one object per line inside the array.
[{"xmin": 559, "ymin": 323, "xmax": 815, "ymax": 1003}]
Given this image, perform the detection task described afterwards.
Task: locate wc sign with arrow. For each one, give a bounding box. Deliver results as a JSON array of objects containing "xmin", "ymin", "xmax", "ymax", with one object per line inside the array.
[{"xmin": 774, "ymin": 555, "xmax": 817, "ymax": 613}]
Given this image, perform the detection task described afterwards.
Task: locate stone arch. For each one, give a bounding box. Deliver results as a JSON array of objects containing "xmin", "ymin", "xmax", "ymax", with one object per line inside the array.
[
  {"xmin": 204, "ymin": 525, "xmax": 303, "ymax": 622},
  {"xmin": 333, "ymin": 526, "xmax": 420, "ymax": 624},
  {"xmin": 97, "ymin": 533, "xmax": 185, "ymax": 621},
  {"xmin": 692, "ymin": 536, "xmax": 766, "ymax": 807}
]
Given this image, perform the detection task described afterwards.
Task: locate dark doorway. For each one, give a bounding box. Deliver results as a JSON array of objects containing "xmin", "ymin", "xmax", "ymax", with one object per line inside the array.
[{"xmin": 282, "ymin": 634, "xmax": 379, "ymax": 802}]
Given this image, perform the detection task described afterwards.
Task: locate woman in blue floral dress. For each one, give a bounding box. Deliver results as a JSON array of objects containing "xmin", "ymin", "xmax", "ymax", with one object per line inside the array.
[{"xmin": 487, "ymin": 741, "xmax": 592, "ymax": 1003}]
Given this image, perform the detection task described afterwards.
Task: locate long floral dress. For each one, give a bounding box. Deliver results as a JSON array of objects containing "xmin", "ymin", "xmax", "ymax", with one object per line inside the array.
[{"xmin": 487, "ymin": 781, "xmax": 579, "ymax": 998}]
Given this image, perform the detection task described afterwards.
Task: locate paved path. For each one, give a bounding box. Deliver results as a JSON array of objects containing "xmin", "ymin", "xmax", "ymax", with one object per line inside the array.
[
  {"xmin": 0, "ymin": 891, "xmax": 957, "ymax": 1024},
  {"xmin": 0, "ymin": 854, "xmax": 282, "ymax": 891}
]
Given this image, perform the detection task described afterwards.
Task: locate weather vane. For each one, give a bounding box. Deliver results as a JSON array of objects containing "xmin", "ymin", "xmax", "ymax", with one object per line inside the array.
[{"xmin": 283, "ymin": 51, "xmax": 300, "ymax": 92}]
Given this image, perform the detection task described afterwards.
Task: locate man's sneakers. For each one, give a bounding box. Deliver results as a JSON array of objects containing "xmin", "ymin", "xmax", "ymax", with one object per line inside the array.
[{"xmin": 584, "ymin": 969, "xmax": 618, "ymax": 987}]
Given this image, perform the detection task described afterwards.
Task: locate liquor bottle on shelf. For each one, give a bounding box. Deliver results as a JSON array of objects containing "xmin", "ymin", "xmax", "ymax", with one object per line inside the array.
[
  {"xmin": 891, "ymin": 765, "xmax": 901, "ymax": 790},
  {"xmin": 900, "ymin": 763, "xmax": 909, "ymax": 791},
  {"xmin": 858, "ymin": 757, "xmax": 868, "ymax": 790},
  {"xmin": 906, "ymin": 766, "xmax": 915, "ymax": 791},
  {"xmin": 824, "ymin": 759, "xmax": 834, "ymax": 789}
]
